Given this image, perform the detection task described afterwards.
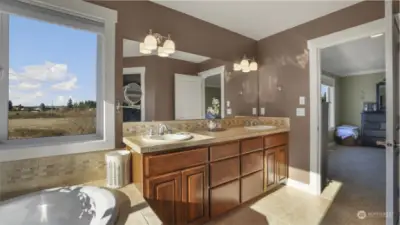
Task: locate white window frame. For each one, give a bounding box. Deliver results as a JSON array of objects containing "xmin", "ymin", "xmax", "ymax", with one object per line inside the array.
[{"xmin": 0, "ymin": 0, "xmax": 117, "ymax": 162}]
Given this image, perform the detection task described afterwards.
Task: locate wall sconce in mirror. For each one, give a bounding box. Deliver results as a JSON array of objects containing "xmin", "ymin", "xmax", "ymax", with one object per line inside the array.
[
  {"xmin": 140, "ymin": 29, "xmax": 175, "ymax": 57},
  {"xmin": 233, "ymin": 55, "xmax": 258, "ymax": 73}
]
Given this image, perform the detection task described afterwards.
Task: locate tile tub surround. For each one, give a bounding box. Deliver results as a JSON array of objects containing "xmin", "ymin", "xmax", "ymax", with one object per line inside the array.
[
  {"xmin": 0, "ymin": 150, "xmax": 111, "ymax": 200},
  {"xmin": 123, "ymin": 117, "xmax": 290, "ymax": 153}
]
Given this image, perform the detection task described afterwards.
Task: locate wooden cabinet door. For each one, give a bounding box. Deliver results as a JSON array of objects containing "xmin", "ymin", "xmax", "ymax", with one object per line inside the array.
[
  {"xmin": 210, "ymin": 179, "xmax": 240, "ymax": 218},
  {"xmin": 276, "ymin": 146, "xmax": 288, "ymax": 183},
  {"xmin": 146, "ymin": 171, "xmax": 182, "ymax": 225},
  {"xmin": 241, "ymin": 170, "xmax": 264, "ymax": 202},
  {"xmin": 182, "ymin": 165, "xmax": 209, "ymax": 225},
  {"xmin": 264, "ymin": 148, "xmax": 277, "ymax": 190}
]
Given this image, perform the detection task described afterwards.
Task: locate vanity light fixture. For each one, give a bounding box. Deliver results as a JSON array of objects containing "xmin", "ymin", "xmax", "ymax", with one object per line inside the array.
[
  {"xmin": 141, "ymin": 29, "xmax": 176, "ymax": 57},
  {"xmin": 234, "ymin": 55, "xmax": 258, "ymax": 73},
  {"xmin": 139, "ymin": 43, "xmax": 151, "ymax": 55}
]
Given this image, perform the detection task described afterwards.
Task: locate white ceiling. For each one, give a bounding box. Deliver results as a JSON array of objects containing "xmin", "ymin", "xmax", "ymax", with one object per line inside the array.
[
  {"xmin": 123, "ymin": 39, "xmax": 210, "ymax": 63},
  {"xmin": 151, "ymin": 0, "xmax": 361, "ymax": 40},
  {"xmin": 321, "ymin": 35, "xmax": 385, "ymax": 76}
]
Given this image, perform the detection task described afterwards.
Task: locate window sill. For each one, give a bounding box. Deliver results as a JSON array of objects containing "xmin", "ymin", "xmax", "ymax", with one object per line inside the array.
[{"xmin": 0, "ymin": 134, "xmax": 114, "ymax": 162}]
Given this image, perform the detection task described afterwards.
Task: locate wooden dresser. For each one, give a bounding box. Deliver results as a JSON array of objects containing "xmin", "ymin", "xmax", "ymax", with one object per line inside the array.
[{"xmin": 361, "ymin": 111, "xmax": 386, "ymax": 147}]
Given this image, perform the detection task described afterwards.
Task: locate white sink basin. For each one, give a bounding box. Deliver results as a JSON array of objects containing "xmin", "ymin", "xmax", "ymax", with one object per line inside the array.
[
  {"xmin": 245, "ymin": 125, "xmax": 277, "ymax": 131},
  {"xmin": 142, "ymin": 133, "xmax": 193, "ymax": 143}
]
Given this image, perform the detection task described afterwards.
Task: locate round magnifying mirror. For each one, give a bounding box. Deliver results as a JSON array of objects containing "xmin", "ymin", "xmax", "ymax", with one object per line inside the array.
[{"xmin": 123, "ymin": 82, "xmax": 142, "ymax": 105}]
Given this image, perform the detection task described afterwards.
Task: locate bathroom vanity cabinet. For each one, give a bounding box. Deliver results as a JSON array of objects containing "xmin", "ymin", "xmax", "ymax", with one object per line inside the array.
[{"xmin": 130, "ymin": 132, "xmax": 288, "ymax": 225}]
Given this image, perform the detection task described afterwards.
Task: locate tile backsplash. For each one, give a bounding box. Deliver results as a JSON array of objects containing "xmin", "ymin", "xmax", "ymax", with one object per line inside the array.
[
  {"xmin": 0, "ymin": 116, "xmax": 289, "ymax": 200},
  {"xmin": 123, "ymin": 116, "xmax": 290, "ymax": 136}
]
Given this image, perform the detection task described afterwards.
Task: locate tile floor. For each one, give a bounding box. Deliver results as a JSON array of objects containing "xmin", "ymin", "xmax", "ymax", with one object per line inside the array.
[{"xmin": 206, "ymin": 146, "xmax": 386, "ymax": 225}]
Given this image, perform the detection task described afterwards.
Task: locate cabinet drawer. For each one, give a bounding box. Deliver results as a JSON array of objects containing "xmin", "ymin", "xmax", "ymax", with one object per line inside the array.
[
  {"xmin": 241, "ymin": 171, "xmax": 264, "ymax": 203},
  {"xmin": 363, "ymin": 130, "xmax": 386, "ymax": 138},
  {"xmin": 210, "ymin": 157, "xmax": 240, "ymax": 187},
  {"xmin": 144, "ymin": 148, "xmax": 208, "ymax": 177},
  {"xmin": 264, "ymin": 133, "xmax": 288, "ymax": 149},
  {"xmin": 241, "ymin": 137, "xmax": 263, "ymax": 154},
  {"xmin": 210, "ymin": 179, "xmax": 240, "ymax": 218},
  {"xmin": 241, "ymin": 150, "xmax": 263, "ymax": 176},
  {"xmin": 363, "ymin": 113, "xmax": 385, "ymax": 122},
  {"xmin": 210, "ymin": 142, "xmax": 240, "ymax": 161}
]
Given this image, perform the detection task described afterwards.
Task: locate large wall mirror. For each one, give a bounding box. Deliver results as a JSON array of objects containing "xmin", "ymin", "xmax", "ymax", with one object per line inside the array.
[
  {"xmin": 122, "ymin": 39, "xmax": 259, "ymax": 122},
  {"xmin": 376, "ymin": 81, "xmax": 385, "ymax": 111}
]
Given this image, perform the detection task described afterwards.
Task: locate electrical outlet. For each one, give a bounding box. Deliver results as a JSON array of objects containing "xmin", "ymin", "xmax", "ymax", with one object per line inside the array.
[
  {"xmin": 227, "ymin": 101, "xmax": 230, "ymax": 107},
  {"xmin": 299, "ymin": 96, "xmax": 306, "ymax": 105},
  {"xmin": 227, "ymin": 108, "xmax": 232, "ymax": 115},
  {"xmin": 260, "ymin": 108, "xmax": 265, "ymax": 115},
  {"xmin": 252, "ymin": 108, "xmax": 257, "ymax": 115},
  {"xmin": 296, "ymin": 108, "xmax": 305, "ymax": 116}
]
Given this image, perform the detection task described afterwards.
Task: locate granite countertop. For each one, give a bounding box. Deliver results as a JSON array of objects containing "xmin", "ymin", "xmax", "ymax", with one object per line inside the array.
[
  {"xmin": 84, "ymin": 180, "xmax": 161, "ymax": 225},
  {"xmin": 123, "ymin": 126, "xmax": 290, "ymax": 154}
]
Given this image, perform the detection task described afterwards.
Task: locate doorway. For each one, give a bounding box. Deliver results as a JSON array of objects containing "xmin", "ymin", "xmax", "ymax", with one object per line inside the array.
[
  {"xmin": 309, "ymin": 8, "xmax": 400, "ymax": 225},
  {"xmin": 199, "ymin": 66, "xmax": 225, "ymax": 119}
]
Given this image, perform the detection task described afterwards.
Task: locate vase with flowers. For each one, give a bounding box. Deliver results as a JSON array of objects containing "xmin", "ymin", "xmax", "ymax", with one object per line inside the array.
[{"xmin": 206, "ymin": 98, "xmax": 220, "ymax": 131}]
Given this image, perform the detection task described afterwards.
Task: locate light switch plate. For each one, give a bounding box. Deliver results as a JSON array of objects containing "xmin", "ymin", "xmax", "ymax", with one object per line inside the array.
[
  {"xmin": 299, "ymin": 96, "xmax": 306, "ymax": 105},
  {"xmin": 252, "ymin": 108, "xmax": 257, "ymax": 115},
  {"xmin": 227, "ymin": 101, "xmax": 230, "ymax": 107},
  {"xmin": 260, "ymin": 108, "xmax": 265, "ymax": 115},
  {"xmin": 227, "ymin": 108, "xmax": 232, "ymax": 115},
  {"xmin": 296, "ymin": 108, "xmax": 305, "ymax": 116}
]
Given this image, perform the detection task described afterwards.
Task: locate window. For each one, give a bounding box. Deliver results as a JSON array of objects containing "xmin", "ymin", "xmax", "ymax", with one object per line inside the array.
[
  {"xmin": 7, "ymin": 14, "xmax": 97, "ymax": 140},
  {"xmin": 321, "ymin": 82, "xmax": 335, "ymax": 130},
  {"xmin": 0, "ymin": 0, "xmax": 117, "ymax": 161}
]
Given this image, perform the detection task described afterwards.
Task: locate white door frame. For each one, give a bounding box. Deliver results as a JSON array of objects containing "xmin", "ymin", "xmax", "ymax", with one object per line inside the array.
[
  {"xmin": 123, "ymin": 67, "xmax": 145, "ymax": 121},
  {"xmin": 198, "ymin": 66, "xmax": 225, "ymax": 118},
  {"xmin": 308, "ymin": 18, "xmax": 385, "ymax": 195}
]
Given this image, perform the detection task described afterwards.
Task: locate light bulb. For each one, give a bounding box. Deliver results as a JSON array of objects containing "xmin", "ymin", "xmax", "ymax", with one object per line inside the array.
[
  {"xmin": 139, "ymin": 43, "xmax": 151, "ymax": 54},
  {"xmin": 157, "ymin": 47, "xmax": 169, "ymax": 57},
  {"xmin": 163, "ymin": 36, "xmax": 175, "ymax": 54},
  {"xmin": 249, "ymin": 61, "xmax": 258, "ymax": 71},
  {"xmin": 242, "ymin": 66, "xmax": 250, "ymax": 73},
  {"xmin": 144, "ymin": 30, "xmax": 157, "ymax": 50},
  {"xmin": 240, "ymin": 58, "xmax": 249, "ymax": 68},
  {"xmin": 233, "ymin": 63, "xmax": 241, "ymax": 71}
]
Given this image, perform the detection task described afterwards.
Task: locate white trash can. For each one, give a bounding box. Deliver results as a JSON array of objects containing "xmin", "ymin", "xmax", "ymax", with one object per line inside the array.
[{"xmin": 105, "ymin": 150, "xmax": 131, "ymax": 189}]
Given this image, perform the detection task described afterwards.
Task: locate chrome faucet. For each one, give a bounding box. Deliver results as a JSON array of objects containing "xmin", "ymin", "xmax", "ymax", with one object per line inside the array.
[{"xmin": 158, "ymin": 124, "xmax": 171, "ymax": 135}]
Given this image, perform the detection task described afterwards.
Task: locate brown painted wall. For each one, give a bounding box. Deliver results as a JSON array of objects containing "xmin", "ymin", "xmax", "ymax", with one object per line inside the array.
[
  {"xmin": 89, "ymin": 0, "xmax": 257, "ymax": 147},
  {"xmin": 257, "ymin": 1, "xmax": 384, "ymax": 184},
  {"xmin": 123, "ymin": 56, "xmax": 199, "ymax": 121}
]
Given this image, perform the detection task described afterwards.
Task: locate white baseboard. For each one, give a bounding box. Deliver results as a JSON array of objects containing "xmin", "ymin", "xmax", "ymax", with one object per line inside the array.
[{"xmin": 286, "ymin": 179, "xmax": 313, "ymax": 194}]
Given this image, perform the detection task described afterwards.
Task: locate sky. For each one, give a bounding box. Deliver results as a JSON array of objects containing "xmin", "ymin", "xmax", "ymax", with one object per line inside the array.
[{"xmin": 8, "ymin": 14, "xmax": 97, "ymax": 107}]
